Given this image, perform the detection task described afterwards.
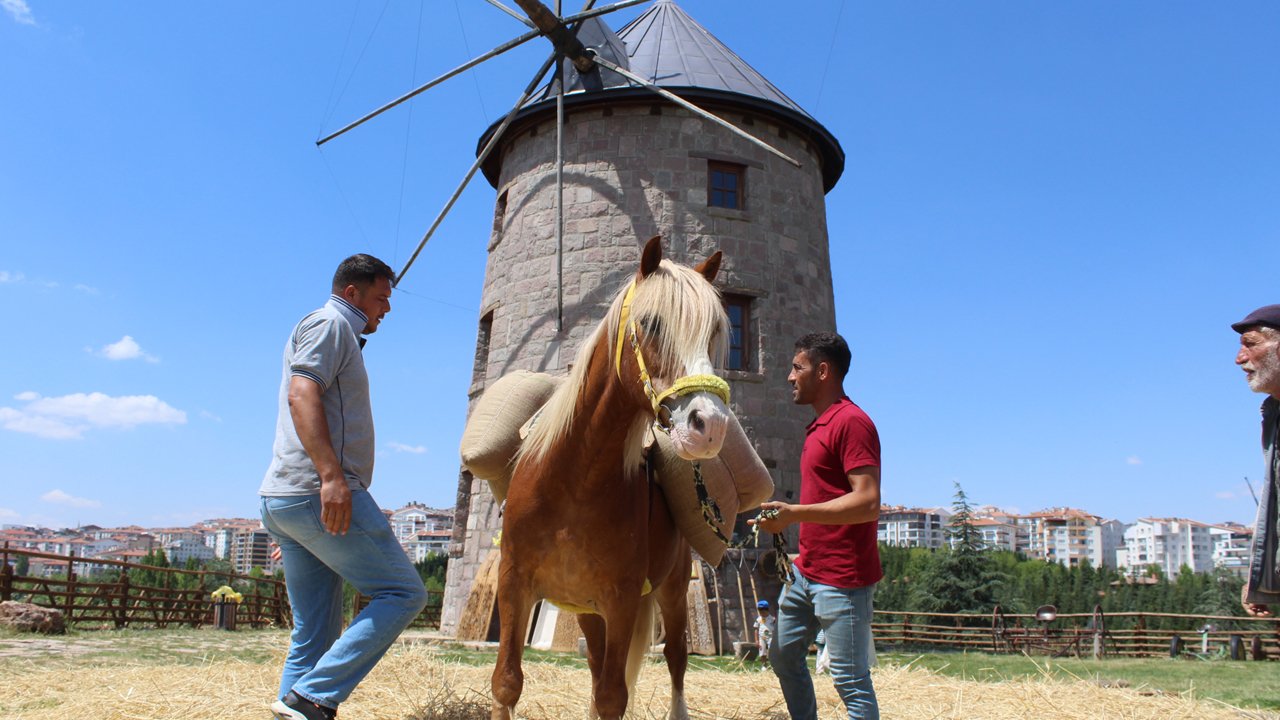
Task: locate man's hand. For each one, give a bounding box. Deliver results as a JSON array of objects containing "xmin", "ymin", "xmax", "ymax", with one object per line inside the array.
[
  {"xmin": 749, "ymin": 501, "xmax": 794, "ymax": 534},
  {"xmin": 288, "ymin": 376, "xmax": 351, "ymax": 534},
  {"xmin": 1242, "ymin": 583, "xmax": 1272, "ymax": 617},
  {"xmin": 320, "ymin": 476, "xmax": 352, "ymax": 535}
]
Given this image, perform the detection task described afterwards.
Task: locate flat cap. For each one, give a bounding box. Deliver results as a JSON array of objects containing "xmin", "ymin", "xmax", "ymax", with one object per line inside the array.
[{"xmin": 1232, "ymin": 305, "xmax": 1280, "ymax": 333}]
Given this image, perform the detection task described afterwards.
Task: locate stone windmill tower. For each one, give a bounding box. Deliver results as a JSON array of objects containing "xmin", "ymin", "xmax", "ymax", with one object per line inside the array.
[{"xmin": 437, "ymin": 0, "xmax": 846, "ymax": 635}]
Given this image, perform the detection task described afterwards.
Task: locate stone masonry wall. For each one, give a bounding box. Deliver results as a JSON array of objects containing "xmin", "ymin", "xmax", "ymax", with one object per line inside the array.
[{"xmin": 440, "ymin": 102, "xmax": 837, "ymax": 633}]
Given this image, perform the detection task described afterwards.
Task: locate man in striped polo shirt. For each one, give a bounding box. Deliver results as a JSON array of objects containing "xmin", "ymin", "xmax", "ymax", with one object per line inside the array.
[{"xmin": 260, "ymin": 254, "xmax": 427, "ymax": 720}]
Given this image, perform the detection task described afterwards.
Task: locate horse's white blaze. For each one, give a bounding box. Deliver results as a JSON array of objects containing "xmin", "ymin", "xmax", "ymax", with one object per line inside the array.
[
  {"xmin": 666, "ymin": 392, "xmax": 729, "ymax": 460},
  {"xmin": 664, "ymin": 355, "xmax": 729, "ymax": 460}
]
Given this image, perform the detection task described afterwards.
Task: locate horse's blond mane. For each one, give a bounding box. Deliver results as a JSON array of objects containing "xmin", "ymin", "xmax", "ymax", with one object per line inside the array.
[{"xmin": 518, "ymin": 258, "xmax": 729, "ymax": 463}]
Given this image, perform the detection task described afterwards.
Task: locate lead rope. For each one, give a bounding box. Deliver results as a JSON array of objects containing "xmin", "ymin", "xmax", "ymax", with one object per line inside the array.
[{"xmin": 692, "ymin": 461, "xmax": 793, "ymax": 586}]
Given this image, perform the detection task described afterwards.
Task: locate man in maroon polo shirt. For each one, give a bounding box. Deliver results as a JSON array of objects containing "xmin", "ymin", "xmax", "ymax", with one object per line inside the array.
[{"xmin": 753, "ymin": 331, "xmax": 881, "ymax": 719}]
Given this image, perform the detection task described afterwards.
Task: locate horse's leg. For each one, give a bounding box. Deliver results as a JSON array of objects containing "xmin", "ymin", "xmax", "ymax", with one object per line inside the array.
[
  {"xmin": 490, "ymin": 557, "xmax": 535, "ymax": 720},
  {"xmin": 655, "ymin": 542, "xmax": 692, "ymax": 720},
  {"xmin": 591, "ymin": 599, "xmax": 642, "ymax": 720},
  {"xmin": 578, "ymin": 613, "xmax": 607, "ymax": 720}
]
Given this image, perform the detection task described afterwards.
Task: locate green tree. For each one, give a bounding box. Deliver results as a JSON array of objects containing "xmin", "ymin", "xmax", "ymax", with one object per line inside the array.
[
  {"xmin": 129, "ymin": 548, "xmax": 171, "ymax": 588},
  {"xmin": 1192, "ymin": 567, "xmax": 1246, "ymax": 629},
  {"xmin": 910, "ymin": 483, "xmax": 1007, "ymax": 619},
  {"xmin": 15, "ymin": 554, "xmax": 29, "ymax": 576},
  {"xmin": 202, "ymin": 558, "xmax": 235, "ymax": 592}
]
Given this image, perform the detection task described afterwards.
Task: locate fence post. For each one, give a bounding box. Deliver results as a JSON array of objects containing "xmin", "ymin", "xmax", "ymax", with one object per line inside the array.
[
  {"xmin": 115, "ymin": 570, "xmax": 129, "ymax": 628},
  {"xmin": 64, "ymin": 550, "xmax": 77, "ymax": 622},
  {"xmin": 1135, "ymin": 613, "xmax": 1146, "ymax": 656},
  {"xmin": 1091, "ymin": 605, "xmax": 1104, "ymax": 660},
  {"xmin": 0, "ymin": 543, "xmax": 12, "ymax": 602}
]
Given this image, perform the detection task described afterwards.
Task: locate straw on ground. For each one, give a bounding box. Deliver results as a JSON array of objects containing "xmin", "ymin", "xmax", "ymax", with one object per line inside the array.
[{"xmin": 0, "ymin": 630, "xmax": 1273, "ymax": 719}]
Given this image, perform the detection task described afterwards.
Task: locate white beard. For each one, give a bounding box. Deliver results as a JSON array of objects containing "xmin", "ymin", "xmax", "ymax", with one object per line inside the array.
[{"xmin": 1246, "ymin": 351, "xmax": 1280, "ymax": 394}]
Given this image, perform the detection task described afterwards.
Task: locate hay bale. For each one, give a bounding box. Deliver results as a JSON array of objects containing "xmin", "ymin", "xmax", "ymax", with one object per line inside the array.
[
  {"xmin": 653, "ymin": 412, "xmax": 774, "ymax": 565},
  {"xmin": 455, "ymin": 549, "xmax": 501, "ymax": 642},
  {"xmin": 459, "ymin": 370, "xmax": 560, "ymax": 502}
]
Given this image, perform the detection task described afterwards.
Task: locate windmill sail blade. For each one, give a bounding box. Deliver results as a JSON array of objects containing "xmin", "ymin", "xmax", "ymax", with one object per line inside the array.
[
  {"xmin": 590, "ymin": 54, "xmax": 802, "ymax": 168},
  {"xmin": 396, "ymin": 51, "xmax": 560, "ymax": 286},
  {"xmin": 484, "ymin": 0, "xmax": 536, "ymax": 28},
  {"xmin": 554, "ymin": 56, "xmax": 565, "ymax": 331},
  {"xmin": 317, "ymin": 0, "xmax": 646, "ymax": 147}
]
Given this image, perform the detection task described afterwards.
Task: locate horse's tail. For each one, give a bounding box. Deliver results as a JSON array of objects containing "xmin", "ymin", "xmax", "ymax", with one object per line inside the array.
[{"xmin": 625, "ymin": 594, "xmax": 656, "ymax": 707}]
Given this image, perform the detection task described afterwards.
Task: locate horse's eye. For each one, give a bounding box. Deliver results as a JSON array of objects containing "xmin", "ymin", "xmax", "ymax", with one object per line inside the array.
[{"xmin": 639, "ymin": 316, "xmax": 663, "ymax": 338}]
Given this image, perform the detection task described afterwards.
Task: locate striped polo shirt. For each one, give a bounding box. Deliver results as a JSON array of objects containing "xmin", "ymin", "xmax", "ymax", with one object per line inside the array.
[{"xmin": 260, "ymin": 295, "xmax": 375, "ymax": 496}]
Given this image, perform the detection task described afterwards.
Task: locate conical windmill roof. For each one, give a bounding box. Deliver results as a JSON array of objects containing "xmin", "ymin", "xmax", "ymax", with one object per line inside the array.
[{"xmin": 478, "ymin": 0, "xmax": 844, "ymax": 191}]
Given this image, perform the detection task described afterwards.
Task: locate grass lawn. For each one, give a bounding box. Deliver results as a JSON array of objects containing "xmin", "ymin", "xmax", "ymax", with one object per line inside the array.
[
  {"xmin": 878, "ymin": 650, "xmax": 1280, "ymax": 711},
  {"xmin": 420, "ymin": 640, "xmax": 1280, "ymax": 712}
]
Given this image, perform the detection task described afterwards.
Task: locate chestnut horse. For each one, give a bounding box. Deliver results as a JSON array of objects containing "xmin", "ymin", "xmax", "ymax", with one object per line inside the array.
[{"xmin": 491, "ymin": 237, "xmax": 732, "ymax": 720}]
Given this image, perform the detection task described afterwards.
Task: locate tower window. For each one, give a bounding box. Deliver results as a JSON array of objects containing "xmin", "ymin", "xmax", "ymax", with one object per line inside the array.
[
  {"xmin": 723, "ymin": 294, "xmax": 752, "ymax": 371},
  {"xmin": 474, "ymin": 311, "xmax": 494, "ymax": 381},
  {"xmin": 708, "ymin": 161, "xmax": 745, "ymax": 210}
]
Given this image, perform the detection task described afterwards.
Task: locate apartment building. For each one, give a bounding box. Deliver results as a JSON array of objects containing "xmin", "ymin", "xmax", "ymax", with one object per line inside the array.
[
  {"xmin": 970, "ymin": 517, "xmax": 1018, "ymax": 551},
  {"xmin": 878, "ymin": 505, "xmax": 951, "ymax": 549},
  {"xmin": 1209, "ymin": 522, "xmax": 1252, "ymax": 579},
  {"xmin": 228, "ymin": 526, "xmax": 275, "ymax": 575},
  {"xmin": 1006, "ymin": 508, "xmax": 1126, "ymax": 568},
  {"xmin": 1121, "ymin": 518, "xmax": 1216, "ymax": 578},
  {"xmin": 163, "ymin": 538, "xmax": 215, "ymax": 565},
  {"xmin": 391, "ymin": 503, "xmax": 454, "ymax": 560}
]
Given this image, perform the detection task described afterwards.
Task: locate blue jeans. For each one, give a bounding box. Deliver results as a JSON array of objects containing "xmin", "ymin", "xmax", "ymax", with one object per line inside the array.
[
  {"xmin": 770, "ymin": 569, "xmax": 878, "ymax": 720},
  {"xmin": 261, "ymin": 490, "xmax": 428, "ymax": 710}
]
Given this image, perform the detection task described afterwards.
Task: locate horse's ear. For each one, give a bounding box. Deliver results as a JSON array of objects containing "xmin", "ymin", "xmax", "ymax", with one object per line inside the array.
[
  {"xmin": 694, "ymin": 251, "xmax": 722, "ymax": 284},
  {"xmin": 639, "ymin": 235, "xmax": 663, "ymax": 279}
]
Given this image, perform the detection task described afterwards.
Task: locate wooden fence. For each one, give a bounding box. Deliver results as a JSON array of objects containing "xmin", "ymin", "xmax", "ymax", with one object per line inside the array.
[
  {"xmin": 1, "ymin": 544, "xmax": 289, "ymax": 628},
  {"xmin": 873, "ymin": 606, "xmax": 1280, "ymax": 660},
  {"xmin": 2, "ymin": 544, "xmax": 445, "ymax": 631}
]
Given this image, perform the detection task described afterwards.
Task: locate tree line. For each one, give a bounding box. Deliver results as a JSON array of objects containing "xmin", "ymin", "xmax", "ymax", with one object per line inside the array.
[{"xmin": 874, "ymin": 485, "xmax": 1250, "ymax": 630}]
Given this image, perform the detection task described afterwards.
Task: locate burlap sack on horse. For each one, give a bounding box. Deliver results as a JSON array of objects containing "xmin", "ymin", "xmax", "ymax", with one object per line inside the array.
[{"xmin": 459, "ymin": 370, "xmax": 559, "ymax": 502}]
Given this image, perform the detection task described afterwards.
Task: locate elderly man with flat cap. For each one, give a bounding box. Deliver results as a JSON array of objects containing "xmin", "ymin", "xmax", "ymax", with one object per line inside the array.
[{"xmin": 1234, "ymin": 304, "xmax": 1280, "ymax": 617}]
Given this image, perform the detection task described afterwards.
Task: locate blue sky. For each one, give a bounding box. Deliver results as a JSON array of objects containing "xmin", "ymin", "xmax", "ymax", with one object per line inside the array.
[{"xmin": 1, "ymin": 1, "xmax": 1277, "ymax": 531}]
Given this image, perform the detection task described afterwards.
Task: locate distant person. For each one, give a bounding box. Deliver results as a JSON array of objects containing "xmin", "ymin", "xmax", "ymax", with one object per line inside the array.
[
  {"xmin": 1233, "ymin": 305, "xmax": 1280, "ymax": 618},
  {"xmin": 754, "ymin": 599, "xmax": 776, "ymax": 665},
  {"xmin": 814, "ymin": 628, "xmax": 831, "ymax": 675},
  {"xmin": 260, "ymin": 254, "xmax": 427, "ymax": 720},
  {"xmin": 752, "ymin": 331, "xmax": 882, "ymax": 719}
]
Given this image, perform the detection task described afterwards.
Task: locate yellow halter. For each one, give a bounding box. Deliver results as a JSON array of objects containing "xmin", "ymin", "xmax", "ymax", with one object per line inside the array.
[{"xmin": 612, "ymin": 280, "xmax": 730, "ymax": 429}]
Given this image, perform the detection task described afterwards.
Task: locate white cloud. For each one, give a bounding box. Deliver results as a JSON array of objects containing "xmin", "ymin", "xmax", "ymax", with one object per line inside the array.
[
  {"xmin": 0, "ymin": 270, "xmax": 25, "ymax": 283},
  {"xmin": 1214, "ymin": 491, "xmax": 1236, "ymax": 500},
  {"xmin": 388, "ymin": 441, "xmax": 427, "ymax": 454},
  {"xmin": 2, "ymin": 0, "xmax": 34, "ymax": 25},
  {"xmin": 0, "ymin": 507, "xmax": 19, "ymax": 520},
  {"xmin": 1126, "ymin": 456, "xmax": 1142, "ymax": 466},
  {"xmin": 0, "ymin": 391, "xmax": 187, "ymax": 439},
  {"xmin": 41, "ymin": 489, "xmax": 101, "ymax": 509},
  {"xmin": 74, "ymin": 284, "xmax": 100, "ymax": 295},
  {"xmin": 199, "ymin": 410, "xmax": 223, "ymax": 423},
  {"xmin": 96, "ymin": 335, "xmax": 159, "ymax": 363}
]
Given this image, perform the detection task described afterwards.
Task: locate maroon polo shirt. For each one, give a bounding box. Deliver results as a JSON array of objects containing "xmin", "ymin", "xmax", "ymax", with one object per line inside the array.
[{"xmin": 793, "ymin": 396, "xmax": 883, "ymax": 589}]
